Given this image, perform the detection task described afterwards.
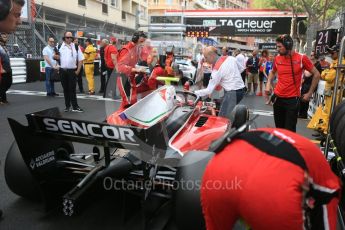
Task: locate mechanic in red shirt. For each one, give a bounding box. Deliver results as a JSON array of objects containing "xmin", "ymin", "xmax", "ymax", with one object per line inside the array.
[
  {"xmin": 201, "ymin": 128, "xmax": 340, "ymax": 230},
  {"xmin": 265, "ymin": 34, "xmax": 320, "ymax": 132},
  {"xmin": 117, "ymin": 31, "xmax": 148, "ymax": 108},
  {"xmin": 104, "ymin": 37, "xmax": 118, "ymax": 77}
]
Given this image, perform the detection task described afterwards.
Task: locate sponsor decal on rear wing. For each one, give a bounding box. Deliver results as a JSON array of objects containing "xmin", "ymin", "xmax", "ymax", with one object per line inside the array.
[{"xmin": 23, "ymin": 107, "xmax": 168, "ymax": 151}]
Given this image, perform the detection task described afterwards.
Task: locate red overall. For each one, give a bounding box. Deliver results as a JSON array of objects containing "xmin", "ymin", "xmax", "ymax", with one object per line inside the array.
[
  {"xmin": 201, "ymin": 128, "xmax": 340, "ymax": 230},
  {"xmin": 117, "ymin": 42, "xmax": 151, "ymax": 108}
]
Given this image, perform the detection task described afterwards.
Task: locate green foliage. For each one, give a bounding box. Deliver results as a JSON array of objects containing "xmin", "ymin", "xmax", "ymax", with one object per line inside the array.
[{"xmin": 252, "ymin": 0, "xmax": 345, "ymax": 21}]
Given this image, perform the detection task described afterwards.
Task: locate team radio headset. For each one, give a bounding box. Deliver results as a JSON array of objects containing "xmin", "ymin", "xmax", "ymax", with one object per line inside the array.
[
  {"xmin": 0, "ymin": 0, "xmax": 12, "ymax": 21},
  {"xmin": 280, "ymin": 34, "xmax": 301, "ymax": 101}
]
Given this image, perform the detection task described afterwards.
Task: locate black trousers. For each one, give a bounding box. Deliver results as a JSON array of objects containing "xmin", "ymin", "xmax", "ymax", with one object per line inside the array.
[
  {"xmin": 76, "ymin": 66, "xmax": 84, "ymax": 92},
  {"xmin": 60, "ymin": 69, "xmax": 79, "ymax": 109},
  {"xmin": 241, "ymin": 71, "xmax": 246, "ymax": 84},
  {"xmin": 273, "ymin": 97, "xmax": 300, "ymax": 132},
  {"xmin": 0, "ymin": 72, "xmax": 12, "ymax": 102},
  {"xmin": 100, "ymin": 65, "xmax": 108, "ymax": 92}
]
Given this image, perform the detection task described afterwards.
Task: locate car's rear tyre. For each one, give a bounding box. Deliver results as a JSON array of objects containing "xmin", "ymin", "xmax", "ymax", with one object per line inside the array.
[
  {"xmin": 4, "ymin": 141, "xmax": 74, "ymax": 200},
  {"xmin": 4, "ymin": 141, "xmax": 41, "ymax": 200},
  {"xmin": 173, "ymin": 151, "xmax": 214, "ymax": 230}
]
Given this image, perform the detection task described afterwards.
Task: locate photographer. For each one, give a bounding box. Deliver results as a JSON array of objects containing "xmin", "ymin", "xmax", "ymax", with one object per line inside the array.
[{"xmin": 265, "ymin": 35, "xmax": 320, "ymax": 132}]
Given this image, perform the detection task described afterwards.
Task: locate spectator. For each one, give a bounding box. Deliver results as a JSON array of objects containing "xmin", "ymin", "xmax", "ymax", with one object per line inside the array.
[
  {"xmin": 54, "ymin": 31, "xmax": 84, "ymax": 112},
  {"xmin": 263, "ymin": 53, "xmax": 274, "ymax": 104},
  {"xmin": 0, "ymin": 33, "xmax": 11, "ymax": 104},
  {"xmin": 117, "ymin": 31, "xmax": 147, "ymax": 108},
  {"xmin": 265, "ymin": 34, "xmax": 320, "ymax": 132},
  {"xmin": 83, "ymin": 38, "xmax": 97, "ymax": 95},
  {"xmin": 319, "ymin": 56, "xmax": 330, "ymax": 70},
  {"xmin": 258, "ymin": 49, "xmax": 268, "ymax": 96},
  {"xmin": 234, "ymin": 48, "xmax": 246, "ymax": 88},
  {"xmin": 299, "ymin": 52, "xmax": 322, "ymax": 118},
  {"xmin": 42, "ymin": 36, "xmax": 59, "ymax": 97},
  {"xmin": 246, "ymin": 49, "xmax": 260, "ymax": 95},
  {"xmin": 73, "ymin": 38, "xmax": 84, "ymax": 93},
  {"xmin": 99, "ymin": 38, "xmax": 109, "ymax": 94},
  {"xmin": 194, "ymin": 46, "xmax": 245, "ymax": 119},
  {"xmin": 221, "ymin": 46, "xmax": 228, "ymax": 56}
]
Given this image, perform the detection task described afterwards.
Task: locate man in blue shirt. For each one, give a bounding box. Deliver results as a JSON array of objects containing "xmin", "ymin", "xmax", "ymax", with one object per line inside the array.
[{"xmin": 42, "ymin": 37, "xmax": 59, "ymax": 96}]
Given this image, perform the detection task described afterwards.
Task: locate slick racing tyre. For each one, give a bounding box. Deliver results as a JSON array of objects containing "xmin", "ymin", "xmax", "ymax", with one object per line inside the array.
[
  {"xmin": 330, "ymin": 100, "xmax": 345, "ymax": 136},
  {"xmin": 230, "ymin": 104, "xmax": 249, "ymax": 129},
  {"xmin": 330, "ymin": 101, "xmax": 345, "ymax": 157},
  {"xmin": 5, "ymin": 141, "xmax": 74, "ymax": 200},
  {"xmin": 334, "ymin": 115, "xmax": 345, "ymax": 158},
  {"xmin": 173, "ymin": 151, "xmax": 214, "ymax": 230},
  {"xmin": 4, "ymin": 141, "xmax": 41, "ymax": 200}
]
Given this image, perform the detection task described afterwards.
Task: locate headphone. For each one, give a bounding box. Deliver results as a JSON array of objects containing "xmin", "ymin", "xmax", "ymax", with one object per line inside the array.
[
  {"xmin": 278, "ymin": 34, "xmax": 293, "ymax": 51},
  {"xmin": 132, "ymin": 31, "xmax": 147, "ymax": 43},
  {"xmin": 0, "ymin": 0, "xmax": 12, "ymax": 21}
]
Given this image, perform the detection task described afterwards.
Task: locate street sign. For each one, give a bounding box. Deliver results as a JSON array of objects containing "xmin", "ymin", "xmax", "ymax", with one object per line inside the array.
[
  {"xmin": 314, "ymin": 29, "xmax": 338, "ymax": 56},
  {"xmin": 259, "ymin": 43, "xmax": 277, "ymax": 50},
  {"xmin": 186, "ymin": 17, "xmax": 307, "ymax": 36}
]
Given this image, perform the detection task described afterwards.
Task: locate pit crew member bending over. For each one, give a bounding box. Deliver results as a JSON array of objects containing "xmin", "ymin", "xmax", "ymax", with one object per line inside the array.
[
  {"xmin": 194, "ymin": 46, "xmax": 245, "ymax": 119},
  {"xmin": 201, "ymin": 128, "xmax": 340, "ymax": 230}
]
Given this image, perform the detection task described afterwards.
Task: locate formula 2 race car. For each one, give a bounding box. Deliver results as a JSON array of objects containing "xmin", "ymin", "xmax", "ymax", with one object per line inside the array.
[{"xmin": 4, "ymin": 85, "xmax": 249, "ymax": 228}]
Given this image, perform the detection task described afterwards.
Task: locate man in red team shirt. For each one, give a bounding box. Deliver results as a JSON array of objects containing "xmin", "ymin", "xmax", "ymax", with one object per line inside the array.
[
  {"xmin": 201, "ymin": 128, "xmax": 340, "ymax": 230},
  {"xmin": 265, "ymin": 34, "xmax": 320, "ymax": 132},
  {"xmin": 104, "ymin": 37, "xmax": 118, "ymax": 78},
  {"xmin": 117, "ymin": 31, "xmax": 147, "ymax": 108}
]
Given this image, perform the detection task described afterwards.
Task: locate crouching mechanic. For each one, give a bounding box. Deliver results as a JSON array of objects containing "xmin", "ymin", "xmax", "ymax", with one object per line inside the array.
[
  {"xmin": 201, "ymin": 128, "xmax": 340, "ymax": 230},
  {"xmin": 194, "ymin": 46, "xmax": 245, "ymax": 119}
]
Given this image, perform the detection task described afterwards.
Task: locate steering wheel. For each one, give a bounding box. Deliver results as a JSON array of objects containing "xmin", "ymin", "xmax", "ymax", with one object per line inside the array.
[{"xmin": 175, "ymin": 90, "xmax": 200, "ymax": 107}]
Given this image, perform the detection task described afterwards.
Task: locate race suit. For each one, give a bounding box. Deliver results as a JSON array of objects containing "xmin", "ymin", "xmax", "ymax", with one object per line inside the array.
[
  {"xmin": 83, "ymin": 44, "xmax": 97, "ymax": 93},
  {"xmin": 117, "ymin": 41, "xmax": 150, "ymax": 108},
  {"xmin": 201, "ymin": 128, "xmax": 340, "ymax": 230}
]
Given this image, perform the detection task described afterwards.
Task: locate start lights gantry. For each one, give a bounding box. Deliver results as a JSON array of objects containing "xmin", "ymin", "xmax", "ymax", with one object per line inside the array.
[{"xmin": 186, "ymin": 27, "xmax": 209, "ymax": 38}]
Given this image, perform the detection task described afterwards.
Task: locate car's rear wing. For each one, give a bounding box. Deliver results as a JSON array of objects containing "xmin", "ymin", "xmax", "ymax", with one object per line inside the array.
[{"xmin": 9, "ymin": 107, "xmax": 169, "ymax": 156}]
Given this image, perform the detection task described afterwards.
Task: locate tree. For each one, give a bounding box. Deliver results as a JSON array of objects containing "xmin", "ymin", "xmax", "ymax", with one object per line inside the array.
[{"xmin": 253, "ymin": 0, "xmax": 345, "ymax": 53}]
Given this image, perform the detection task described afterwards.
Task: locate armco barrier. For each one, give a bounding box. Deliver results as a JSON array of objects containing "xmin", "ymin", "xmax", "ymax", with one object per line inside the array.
[
  {"xmin": 10, "ymin": 58, "xmax": 26, "ymax": 84},
  {"xmin": 25, "ymin": 59, "xmax": 45, "ymax": 82}
]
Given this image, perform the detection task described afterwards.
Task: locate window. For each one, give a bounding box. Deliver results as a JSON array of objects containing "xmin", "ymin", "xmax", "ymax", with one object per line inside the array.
[
  {"xmin": 102, "ymin": 3, "xmax": 108, "ymax": 14},
  {"xmin": 140, "ymin": 6, "xmax": 146, "ymax": 19},
  {"xmin": 122, "ymin": 11, "xmax": 126, "ymax": 20},
  {"xmin": 153, "ymin": 0, "xmax": 159, "ymax": 5},
  {"xmin": 110, "ymin": 0, "xmax": 118, "ymax": 7},
  {"xmin": 150, "ymin": 16, "xmax": 182, "ymax": 24},
  {"xmin": 78, "ymin": 0, "xmax": 86, "ymax": 6}
]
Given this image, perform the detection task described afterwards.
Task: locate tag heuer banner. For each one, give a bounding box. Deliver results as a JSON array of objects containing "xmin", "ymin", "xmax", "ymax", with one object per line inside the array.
[{"xmin": 186, "ymin": 17, "xmax": 306, "ymax": 36}]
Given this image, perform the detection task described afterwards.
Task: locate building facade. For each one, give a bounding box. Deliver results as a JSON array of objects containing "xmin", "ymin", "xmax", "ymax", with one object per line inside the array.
[{"xmin": 9, "ymin": 0, "xmax": 149, "ymax": 57}]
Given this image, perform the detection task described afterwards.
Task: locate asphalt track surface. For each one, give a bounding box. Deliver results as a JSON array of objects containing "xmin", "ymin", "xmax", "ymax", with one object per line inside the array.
[{"xmin": 0, "ymin": 77, "xmax": 314, "ymax": 230}]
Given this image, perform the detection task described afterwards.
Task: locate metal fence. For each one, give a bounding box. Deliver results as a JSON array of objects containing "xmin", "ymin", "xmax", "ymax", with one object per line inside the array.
[{"xmin": 5, "ymin": 3, "xmax": 136, "ymax": 59}]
